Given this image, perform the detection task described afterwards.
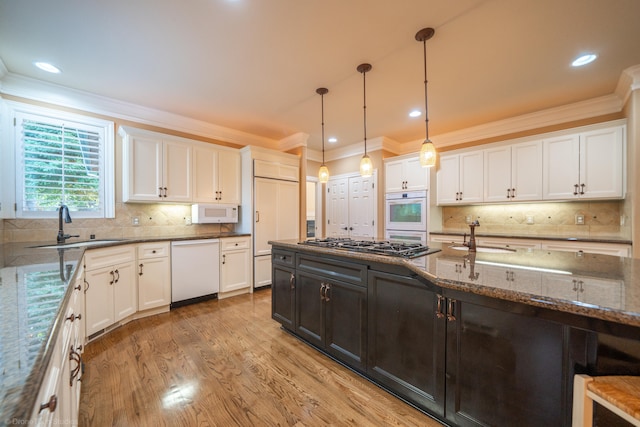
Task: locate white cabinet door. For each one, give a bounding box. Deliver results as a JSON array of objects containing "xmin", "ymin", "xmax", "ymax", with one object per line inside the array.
[
  {"xmin": 543, "ymin": 126, "xmax": 623, "ymax": 200},
  {"xmin": 221, "ymin": 237, "xmax": 251, "ymax": 293},
  {"xmin": 113, "ymin": 261, "xmax": 137, "ymax": 322},
  {"xmin": 404, "ymin": 157, "xmax": 429, "ymax": 191},
  {"xmin": 385, "ymin": 156, "xmax": 428, "ymax": 192},
  {"xmin": 163, "ymin": 140, "xmax": 192, "ymax": 202},
  {"xmin": 278, "ymin": 180, "xmax": 300, "ymax": 240},
  {"xmin": 437, "ymin": 154, "xmax": 461, "ymax": 204},
  {"xmin": 125, "ymin": 135, "xmax": 163, "ymax": 202},
  {"xmin": 192, "ymin": 145, "xmax": 217, "ymax": 203},
  {"xmin": 580, "ymin": 126, "xmax": 624, "ymax": 199},
  {"xmin": 511, "ymin": 141, "xmax": 543, "ymax": 201},
  {"xmin": 85, "ymin": 266, "xmax": 115, "ymax": 335},
  {"xmin": 459, "ymin": 151, "xmax": 483, "ymax": 203},
  {"xmin": 138, "ymin": 256, "xmax": 171, "ymax": 310},
  {"xmin": 543, "ymin": 134, "xmax": 581, "ymax": 200},
  {"xmin": 484, "ymin": 146, "xmax": 512, "ymax": 202},
  {"xmin": 385, "ymin": 160, "xmax": 405, "ymax": 192},
  {"xmin": 217, "ymin": 149, "xmax": 241, "ymax": 204}
]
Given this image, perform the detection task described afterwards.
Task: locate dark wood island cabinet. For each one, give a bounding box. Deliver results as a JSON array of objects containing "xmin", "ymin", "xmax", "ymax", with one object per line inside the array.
[{"xmin": 270, "ymin": 240, "xmax": 640, "ymax": 427}]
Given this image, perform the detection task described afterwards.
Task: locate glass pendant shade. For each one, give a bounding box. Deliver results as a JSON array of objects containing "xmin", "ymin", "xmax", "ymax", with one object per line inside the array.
[
  {"xmin": 419, "ymin": 138, "xmax": 436, "ymax": 167},
  {"xmin": 318, "ymin": 164, "xmax": 330, "ymax": 183},
  {"xmin": 359, "ymin": 154, "xmax": 373, "ymax": 177}
]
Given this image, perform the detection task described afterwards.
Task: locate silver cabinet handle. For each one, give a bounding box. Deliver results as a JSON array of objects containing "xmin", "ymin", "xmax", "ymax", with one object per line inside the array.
[{"xmin": 255, "ymin": 211, "xmax": 260, "ymax": 223}]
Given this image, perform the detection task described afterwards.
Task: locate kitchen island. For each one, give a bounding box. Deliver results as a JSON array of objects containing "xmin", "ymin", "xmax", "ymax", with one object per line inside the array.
[{"xmin": 270, "ymin": 239, "xmax": 640, "ymax": 427}]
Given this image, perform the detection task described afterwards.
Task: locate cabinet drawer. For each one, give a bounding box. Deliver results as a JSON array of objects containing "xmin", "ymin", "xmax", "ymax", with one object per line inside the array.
[
  {"xmin": 221, "ymin": 236, "xmax": 250, "ymax": 251},
  {"xmin": 85, "ymin": 245, "xmax": 135, "ymax": 270},
  {"xmin": 137, "ymin": 242, "xmax": 170, "ymax": 259},
  {"xmin": 272, "ymin": 249, "xmax": 295, "ymax": 266},
  {"xmin": 297, "ymin": 253, "xmax": 367, "ymax": 286}
]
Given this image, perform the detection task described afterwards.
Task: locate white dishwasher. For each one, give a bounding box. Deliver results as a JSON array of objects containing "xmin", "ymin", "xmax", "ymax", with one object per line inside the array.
[{"xmin": 171, "ymin": 239, "xmax": 220, "ymax": 307}]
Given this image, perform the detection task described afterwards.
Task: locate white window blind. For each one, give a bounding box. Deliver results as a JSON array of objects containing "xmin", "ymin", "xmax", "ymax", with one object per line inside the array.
[{"xmin": 14, "ymin": 106, "xmax": 114, "ymax": 218}]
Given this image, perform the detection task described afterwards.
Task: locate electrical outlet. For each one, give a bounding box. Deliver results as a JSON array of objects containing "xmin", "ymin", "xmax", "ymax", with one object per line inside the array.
[
  {"xmin": 575, "ymin": 214, "xmax": 585, "ymax": 225},
  {"xmin": 132, "ymin": 216, "xmax": 139, "ymax": 226},
  {"xmin": 465, "ymin": 215, "xmax": 472, "ymax": 224},
  {"xmin": 185, "ymin": 216, "xmax": 192, "ymax": 226},
  {"xmin": 526, "ymin": 215, "xmax": 534, "ymax": 225}
]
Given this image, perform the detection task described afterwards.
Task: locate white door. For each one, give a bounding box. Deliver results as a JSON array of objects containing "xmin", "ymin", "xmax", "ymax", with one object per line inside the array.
[
  {"xmin": 192, "ymin": 145, "xmax": 217, "ymax": 203},
  {"xmin": 511, "ymin": 140, "xmax": 542, "ymax": 201},
  {"xmin": 437, "ymin": 154, "xmax": 460, "ymax": 204},
  {"xmin": 126, "ymin": 135, "xmax": 163, "ymax": 201},
  {"xmin": 580, "ymin": 126, "xmax": 624, "ymax": 199},
  {"xmin": 484, "ymin": 146, "xmax": 512, "ymax": 202},
  {"xmin": 163, "ymin": 140, "xmax": 192, "ymax": 202},
  {"xmin": 543, "ymin": 134, "xmax": 580, "ymax": 200},
  {"xmin": 254, "ymin": 178, "xmax": 279, "ymax": 256},
  {"xmin": 349, "ymin": 175, "xmax": 375, "ymax": 238},
  {"xmin": 459, "ymin": 151, "xmax": 484, "ymax": 203},
  {"xmin": 326, "ymin": 177, "xmax": 349, "ymax": 237}
]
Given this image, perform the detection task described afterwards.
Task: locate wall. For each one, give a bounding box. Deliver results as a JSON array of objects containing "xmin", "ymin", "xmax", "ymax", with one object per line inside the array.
[
  {"xmin": 440, "ymin": 201, "xmax": 628, "ymax": 239},
  {"xmin": 2, "ymin": 202, "xmax": 234, "ymax": 243}
]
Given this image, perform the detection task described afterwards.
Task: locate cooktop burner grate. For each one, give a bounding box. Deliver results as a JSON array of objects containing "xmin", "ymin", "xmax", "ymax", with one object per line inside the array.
[{"xmin": 299, "ymin": 238, "xmax": 439, "ymax": 258}]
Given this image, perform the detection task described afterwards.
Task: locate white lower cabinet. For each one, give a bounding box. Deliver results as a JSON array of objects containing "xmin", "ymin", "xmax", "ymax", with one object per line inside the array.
[
  {"xmin": 137, "ymin": 242, "xmax": 171, "ymax": 311},
  {"xmin": 33, "ymin": 271, "xmax": 85, "ymax": 426},
  {"xmin": 84, "ymin": 246, "xmax": 137, "ymax": 337},
  {"xmin": 220, "ymin": 236, "xmax": 251, "ymax": 296}
]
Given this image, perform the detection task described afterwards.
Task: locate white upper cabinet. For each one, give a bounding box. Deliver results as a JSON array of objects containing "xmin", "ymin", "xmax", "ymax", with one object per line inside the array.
[
  {"xmin": 437, "ymin": 151, "xmax": 483, "ymax": 205},
  {"xmin": 543, "ymin": 125, "xmax": 624, "ymax": 200},
  {"xmin": 385, "ymin": 155, "xmax": 428, "ymax": 192},
  {"xmin": 484, "ymin": 141, "xmax": 542, "ymax": 202},
  {"xmin": 121, "ymin": 127, "xmax": 192, "ymax": 203},
  {"xmin": 193, "ymin": 145, "xmax": 241, "ymax": 204}
]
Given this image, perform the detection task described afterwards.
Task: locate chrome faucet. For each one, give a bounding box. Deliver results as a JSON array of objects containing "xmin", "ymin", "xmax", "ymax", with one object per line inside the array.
[
  {"xmin": 466, "ymin": 220, "xmax": 480, "ymax": 252},
  {"xmin": 57, "ymin": 204, "xmax": 79, "ymax": 244}
]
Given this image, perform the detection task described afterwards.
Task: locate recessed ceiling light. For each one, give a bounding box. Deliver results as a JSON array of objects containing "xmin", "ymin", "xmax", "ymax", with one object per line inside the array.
[
  {"xmin": 328, "ymin": 137, "xmax": 337, "ymax": 143},
  {"xmin": 409, "ymin": 109, "xmax": 422, "ymax": 118},
  {"xmin": 572, "ymin": 54, "xmax": 597, "ymax": 67},
  {"xmin": 34, "ymin": 61, "xmax": 61, "ymax": 73}
]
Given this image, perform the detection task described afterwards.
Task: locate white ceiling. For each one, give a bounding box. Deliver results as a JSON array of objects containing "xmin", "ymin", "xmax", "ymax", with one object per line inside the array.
[{"xmin": 1, "ymin": 0, "xmax": 640, "ymax": 152}]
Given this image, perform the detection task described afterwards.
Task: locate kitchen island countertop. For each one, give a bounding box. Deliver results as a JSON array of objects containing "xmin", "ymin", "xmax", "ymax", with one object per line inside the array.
[
  {"xmin": 0, "ymin": 233, "xmax": 248, "ymax": 424},
  {"xmin": 270, "ymin": 239, "xmax": 640, "ymax": 328}
]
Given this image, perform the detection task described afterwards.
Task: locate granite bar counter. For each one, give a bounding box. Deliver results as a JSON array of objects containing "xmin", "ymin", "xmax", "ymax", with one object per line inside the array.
[
  {"xmin": 270, "ymin": 239, "xmax": 640, "ymax": 328},
  {"xmin": 0, "ymin": 233, "xmax": 247, "ymax": 424}
]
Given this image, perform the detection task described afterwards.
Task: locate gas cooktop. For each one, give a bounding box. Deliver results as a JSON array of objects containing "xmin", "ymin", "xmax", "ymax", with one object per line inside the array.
[{"xmin": 299, "ymin": 238, "xmax": 440, "ymax": 259}]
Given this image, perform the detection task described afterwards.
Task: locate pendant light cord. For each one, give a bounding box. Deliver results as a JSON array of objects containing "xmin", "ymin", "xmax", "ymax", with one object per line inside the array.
[
  {"xmin": 321, "ymin": 92, "xmax": 326, "ymax": 164},
  {"xmin": 362, "ymin": 69, "xmax": 368, "ymax": 155},
  {"xmin": 423, "ymin": 38, "xmax": 429, "ymax": 141}
]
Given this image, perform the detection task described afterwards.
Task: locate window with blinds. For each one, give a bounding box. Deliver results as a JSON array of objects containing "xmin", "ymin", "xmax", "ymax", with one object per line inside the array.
[{"xmin": 14, "ymin": 106, "xmax": 115, "ymax": 218}]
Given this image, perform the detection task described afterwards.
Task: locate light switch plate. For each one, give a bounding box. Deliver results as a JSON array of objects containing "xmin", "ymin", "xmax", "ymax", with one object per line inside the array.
[{"xmin": 575, "ymin": 214, "xmax": 585, "ymax": 225}]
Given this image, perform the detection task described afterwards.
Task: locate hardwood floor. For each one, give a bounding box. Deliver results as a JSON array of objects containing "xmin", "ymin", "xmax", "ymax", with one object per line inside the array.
[{"xmin": 78, "ymin": 288, "xmax": 446, "ymax": 427}]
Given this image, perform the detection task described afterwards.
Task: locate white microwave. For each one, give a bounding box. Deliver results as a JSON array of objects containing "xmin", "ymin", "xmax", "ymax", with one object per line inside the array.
[{"xmin": 192, "ymin": 204, "xmax": 238, "ymax": 224}]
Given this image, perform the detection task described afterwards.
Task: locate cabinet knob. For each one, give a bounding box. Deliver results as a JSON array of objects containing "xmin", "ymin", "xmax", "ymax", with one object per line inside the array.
[{"xmin": 39, "ymin": 395, "xmax": 58, "ymax": 414}]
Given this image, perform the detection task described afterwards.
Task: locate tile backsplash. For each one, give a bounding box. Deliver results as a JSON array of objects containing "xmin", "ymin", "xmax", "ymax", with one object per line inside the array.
[
  {"xmin": 2, "ymin": 203, "xmax": 234, "ymax": 243},
  {"xmin": 441, "ymin": 201, "xmax": 630, "ymax": 239}
]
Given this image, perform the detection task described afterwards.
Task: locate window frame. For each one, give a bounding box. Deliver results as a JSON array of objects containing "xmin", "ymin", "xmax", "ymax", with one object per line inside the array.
[{"xmin": 9, "ymin": 102, "xmax": 115, "ymax": 219}]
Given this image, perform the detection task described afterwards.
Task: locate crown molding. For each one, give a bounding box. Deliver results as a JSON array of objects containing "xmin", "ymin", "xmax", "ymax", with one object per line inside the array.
[
  {"xmin": 0, "ymin": 72, "xmax": 279, "ymax": 148},
  {"xmin": 430, "ymin": 94, "xmax": 623, "ymax": 149},
  {"xmin": 278, "ymin": 132, "xmax": 309, "ymax": 151},
  {"xmin": 616, "ymin": 64, "xmax": 640, "ymax": 105}
]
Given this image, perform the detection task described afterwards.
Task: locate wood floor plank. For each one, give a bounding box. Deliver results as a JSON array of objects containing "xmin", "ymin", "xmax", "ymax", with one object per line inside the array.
[{"xmin": 79, "ymin": 288, "xmax": 445, "ymax": 426}]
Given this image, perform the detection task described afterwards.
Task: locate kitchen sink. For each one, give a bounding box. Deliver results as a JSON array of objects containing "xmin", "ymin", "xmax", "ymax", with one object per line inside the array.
[
  {"xmin": 448, "ymin": 245, "xmax": 516, "ymax": 254},
  {"xmin": 31, "ymin": 240, "xmax": 124, "ymax": 249}
]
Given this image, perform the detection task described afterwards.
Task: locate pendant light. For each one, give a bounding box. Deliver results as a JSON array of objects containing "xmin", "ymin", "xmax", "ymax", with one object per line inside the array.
[
  {"xmin": 416, "ymin": 27, "xmax": 437, "ymax": 168},
  {"xmin": 357, "ymin": 63, "xmax": 373, "ymax": 177},
  {"xmin": 316, "ymin": 87, "xmax": 330, "ymax": 183}
]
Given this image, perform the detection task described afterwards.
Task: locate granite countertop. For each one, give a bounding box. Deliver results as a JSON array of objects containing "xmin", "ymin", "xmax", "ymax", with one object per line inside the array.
[
  {"xmin": 270, "ymin": 240, "xmax": 640, "ymax": 328},
  {"xmin": 429, "ymin": 231, "xmax": 633, "ymax": 245},
  {"xmin": 0, "ymin": 232, "xmax": 248, "ymax": 423}
]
